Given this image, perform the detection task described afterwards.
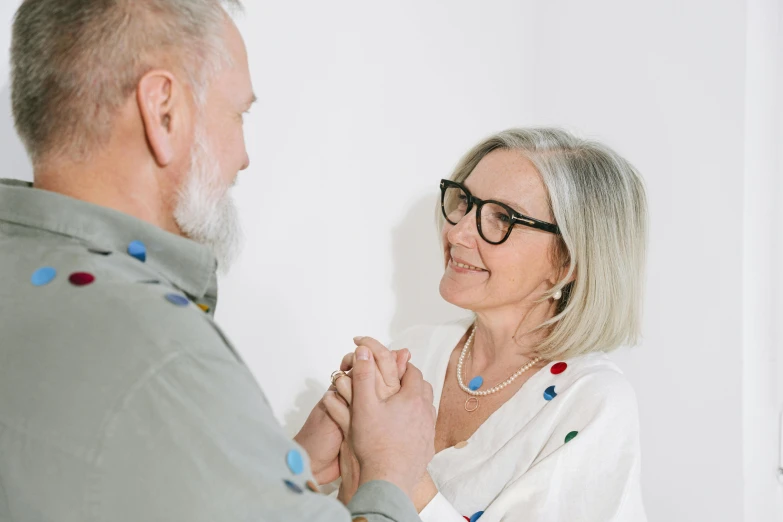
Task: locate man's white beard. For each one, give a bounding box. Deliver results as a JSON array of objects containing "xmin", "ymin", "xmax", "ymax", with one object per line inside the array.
[{"xmin": 173, "ymin": 126, "xmax": 242, "ymax": 273}]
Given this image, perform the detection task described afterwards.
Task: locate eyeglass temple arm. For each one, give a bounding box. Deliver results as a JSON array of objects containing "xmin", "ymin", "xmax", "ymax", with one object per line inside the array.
[{"xmin": 512, "ymin": 215, "xmax": 561, "ymax": 235}]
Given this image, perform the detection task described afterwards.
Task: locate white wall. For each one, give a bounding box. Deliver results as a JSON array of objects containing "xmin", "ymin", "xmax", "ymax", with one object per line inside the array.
[
  {"xmin": 524, "ymin": 1, "xmax": 748, "ymax": 520},
  {"xmin": 744, "ymin": 0, "xmax": 783, "ymax": 520},
  {"xmin": 0, "ymin": 1, "xmax": 780, "ymax": 521}
]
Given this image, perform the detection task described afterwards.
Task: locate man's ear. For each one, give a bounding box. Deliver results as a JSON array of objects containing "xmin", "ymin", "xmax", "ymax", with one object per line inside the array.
[{"xmin": 137, "ymin": 70, "xmax": 185, "ymax": 167}]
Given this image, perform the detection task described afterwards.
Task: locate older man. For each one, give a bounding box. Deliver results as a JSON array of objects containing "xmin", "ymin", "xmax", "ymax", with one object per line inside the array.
[{"xmin": 0, "ymin": 1, "xmax": 434, "ymax": 521}]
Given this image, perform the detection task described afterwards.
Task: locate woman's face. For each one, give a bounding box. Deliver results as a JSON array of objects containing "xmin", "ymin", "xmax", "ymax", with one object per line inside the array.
[{"xmin": 439, "ymin": 149, "xmax": 561, "ymax": 314}]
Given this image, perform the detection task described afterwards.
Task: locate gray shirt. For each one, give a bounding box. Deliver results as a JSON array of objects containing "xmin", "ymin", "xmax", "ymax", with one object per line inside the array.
[{"xmin": 0, "ymin": 179, "xmax": 420, "ymax": 522}]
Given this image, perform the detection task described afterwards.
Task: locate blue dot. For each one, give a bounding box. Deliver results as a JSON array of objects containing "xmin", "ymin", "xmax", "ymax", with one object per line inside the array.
[
  {"xmin": 470, "ymin": 511, "xmax": 485, "ymax": 522},
  {"xmin": 127, "ymin": 241, "xmax": 147, "ymax": 262},
  {"xmin": 544, "ymin": 385, "xmax": 557, "ymax": 401},
  {"xmin": 165, "ymin": 294, "xmax": 190, "ymax": 307},
  {"xmin": 283, "ymin": 479, "xmax": 303, "ymax": 494},
  {"xmin": 286, "ymin": 449, "xmax": 304, "ymax": 475},
  {"xmin": 468, "ymin": 376, "xmax": 484, "ymax": 391},
  {"xmin": 31, "ymin": 267, "xmax": 57, "ymax": 287}
]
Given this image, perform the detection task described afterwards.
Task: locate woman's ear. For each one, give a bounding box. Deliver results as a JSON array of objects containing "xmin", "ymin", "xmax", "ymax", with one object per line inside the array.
[
  {"xmin": 561, "ymin": 263, "xmax": 577, "ymax": 285},
  {"xmin": 548, "ymin": 239, "xmax": 575, "ymax": 287},
  {"xmin": 136, "ymin": 70, "xmax": 184, "ymax": 167}
]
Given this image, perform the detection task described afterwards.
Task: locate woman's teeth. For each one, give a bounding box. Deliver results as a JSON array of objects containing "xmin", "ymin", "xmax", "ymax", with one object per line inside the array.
[{"xmin": 452, "ymin": 259, "xmax": 485, "ymax": 271}]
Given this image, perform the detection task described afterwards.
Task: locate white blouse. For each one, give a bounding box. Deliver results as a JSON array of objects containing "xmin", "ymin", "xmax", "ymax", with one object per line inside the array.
[{"xmin": 389, "ymin": 317, "xmax": 647, "ymax": 522}]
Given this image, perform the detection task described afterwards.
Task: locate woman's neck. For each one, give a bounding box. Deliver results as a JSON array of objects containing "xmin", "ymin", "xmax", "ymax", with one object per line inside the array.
[{"xmin": 469, "ymin": 298, "xmax": 556, "ymax": 372}]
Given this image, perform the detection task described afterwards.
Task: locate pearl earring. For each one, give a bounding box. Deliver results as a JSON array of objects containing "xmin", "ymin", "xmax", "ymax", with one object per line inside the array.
[{"xmin": 553, "ymin": 289, "xmax": 562, "ymax": 300}]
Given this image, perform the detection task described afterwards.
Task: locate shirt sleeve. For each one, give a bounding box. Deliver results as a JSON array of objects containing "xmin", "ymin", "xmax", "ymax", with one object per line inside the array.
[
  {"xmin": 488, "ymin": 372, "xmax": 646, "ymax": 522},
  {"xmin": 420, "ymin": 492, "xmax": 467, "ymax": 521},
  {"xmin": 86, "ymin": 347, "xmax": 421, "ymax": 522}
]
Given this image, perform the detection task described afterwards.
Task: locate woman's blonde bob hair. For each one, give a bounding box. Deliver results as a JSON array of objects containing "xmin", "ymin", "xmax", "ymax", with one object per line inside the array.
[{"xmin": 439, "ymin": 128, "xmax": 648, "ymax": 360}]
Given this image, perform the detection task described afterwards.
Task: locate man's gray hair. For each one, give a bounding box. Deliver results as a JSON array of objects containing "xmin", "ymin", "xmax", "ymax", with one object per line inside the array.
[
  {"xmin": 11, "ymin": 0, "xmax": 242, "ymax": 165},
  {"xmin": 440, "ymin": 128, "xmax": 648, "ymax": 360}
]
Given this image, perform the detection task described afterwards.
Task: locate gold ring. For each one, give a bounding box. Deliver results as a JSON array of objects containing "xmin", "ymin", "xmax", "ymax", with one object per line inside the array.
[{"xmin": 330, "ymin": 370, "xmax": 348, "ymax": 387}]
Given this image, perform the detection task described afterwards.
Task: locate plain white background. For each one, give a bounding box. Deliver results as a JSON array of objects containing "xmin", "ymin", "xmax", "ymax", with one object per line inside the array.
[{"xmin": 1, "ymin": 1, "xmax": 781, "ymax": 521}]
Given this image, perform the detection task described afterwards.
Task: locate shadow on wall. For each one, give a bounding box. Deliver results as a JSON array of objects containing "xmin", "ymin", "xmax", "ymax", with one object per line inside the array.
[
  {"xmin": 282, "ymin": 193, "xmax": 465, "ymax": 436},
  {"xmin": 281, "ymin": 378, "xmax": 325, "ymax": 438},
  {"xmin": 0, "ymin": 84, "xmax": 33, "ymax": 182},
  {"xmin": 389, "ymin": 192, "xmax": 465, "ymax": 339}
]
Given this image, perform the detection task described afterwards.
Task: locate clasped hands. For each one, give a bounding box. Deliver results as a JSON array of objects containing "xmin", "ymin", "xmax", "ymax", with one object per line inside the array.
[{"xmin": 294, "ymin": 337, "xmax": 438, "ymax": 508}]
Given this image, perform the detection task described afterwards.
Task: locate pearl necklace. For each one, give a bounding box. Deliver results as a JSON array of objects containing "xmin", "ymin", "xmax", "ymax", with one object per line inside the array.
[{"xmin": 457, "ymin": 324, "xmax": 542, "ymax": 412}]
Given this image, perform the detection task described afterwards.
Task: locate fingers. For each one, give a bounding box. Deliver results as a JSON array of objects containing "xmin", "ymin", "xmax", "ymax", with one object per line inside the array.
[
  {"xmin": 398, "ymin": 362, "xmax": 434, "ymax": 405},
  {"xmin": 355, "ymin": 337, "xmax": 399, "ymax": 390},
  {"xmin": 340, "ymin": 352, "xmax": 355, "ymax": 372},
  {"xmin": 399, "ymin": 361, "xmax": 424, "ymax": 391},
  {"xmin": 345, "ymin": 347, "xmax": 408, "ymax": 379},
  {"xmin": 322, "ymin": 391, "xmax": 351, "ymax": 434},
  {"xmin": 334, "ymin": 372, "xmax": 352, "ymax": 405},
  {"xmin": 350, "ymin": 346, "xmax": 378, "ymax": 412},
  {"xmin": 393, "ymin": 349, "xmax": 410, "ymax": 379}
]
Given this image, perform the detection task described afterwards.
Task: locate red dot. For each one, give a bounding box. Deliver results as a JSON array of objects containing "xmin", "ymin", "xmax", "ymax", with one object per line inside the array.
[
  {"xmin": 551, "ymin": 362, "xmax": 568, "ymax": 375},
  {"xmin": 69, "ymin": 272, "xmax": 95, "ymax": 286},
  {"xmin": 464, "ymin": 518, "xmax": 470, "ymax": 521}
]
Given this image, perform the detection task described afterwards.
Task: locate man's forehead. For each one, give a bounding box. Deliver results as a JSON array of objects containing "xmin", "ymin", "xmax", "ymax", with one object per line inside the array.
[{"xmin": 220, "ymin": 17, "xmax": 254, "ymax": 105}]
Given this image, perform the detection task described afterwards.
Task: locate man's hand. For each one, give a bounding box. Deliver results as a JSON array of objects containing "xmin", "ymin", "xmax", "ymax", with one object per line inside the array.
[
  {"xmin": 293, "ymin": 392, "xmax": 345, "ymax": 484},
  {"xmin": 350, "ymin": 346, "xmax": 436, "ymax": 499}
]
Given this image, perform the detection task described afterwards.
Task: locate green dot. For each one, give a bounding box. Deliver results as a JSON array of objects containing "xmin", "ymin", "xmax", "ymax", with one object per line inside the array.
[{"xmin": 565, "ymin": 431, "xmax": 578, "ymax": 444}]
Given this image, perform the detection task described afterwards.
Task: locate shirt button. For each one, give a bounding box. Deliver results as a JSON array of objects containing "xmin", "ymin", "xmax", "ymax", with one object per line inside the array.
[
  {"xmin": 454, "ymin": 441, "xmax": 469, "ymax": 449},
  {"xmin": 69, "ymin": 272, "xmax": 95, "ymax": 286},
  {"xmin": 165, "ymin": 294, "xmax": 190, "ymax": 307},
  {"xmin": 283, "ymin": 479, "xmax": 303, "ymax": 494},
  {"xmin": 286, "ymin": 449, "xmax": 305, "ymax": 475},
  {"xmin": 353, "ymin": 518, "xmax": 368, "ymax": 522},
  {"xmin": 127, "ymin": 240, "xmax": 147, "ymax": 262},
  {"xmin": 31, "ymin": 267, "xmax": 57, "ymax": 286}
]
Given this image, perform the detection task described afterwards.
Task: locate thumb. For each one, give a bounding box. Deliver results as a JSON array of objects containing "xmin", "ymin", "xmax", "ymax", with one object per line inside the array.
[{"xmin": 351, "ymin": 346, "xmax": 378, "ymax": 411}]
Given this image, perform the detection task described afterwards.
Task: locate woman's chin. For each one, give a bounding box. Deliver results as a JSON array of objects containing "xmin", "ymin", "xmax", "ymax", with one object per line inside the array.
[{"xmin": 439, "ymin": 278, "xmax": 476, "ymax": 310}]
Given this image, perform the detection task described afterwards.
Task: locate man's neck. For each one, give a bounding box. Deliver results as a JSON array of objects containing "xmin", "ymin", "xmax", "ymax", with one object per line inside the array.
[{"xmin": 33, "ymin": 161, "xmax": 182, "ymax": 236}]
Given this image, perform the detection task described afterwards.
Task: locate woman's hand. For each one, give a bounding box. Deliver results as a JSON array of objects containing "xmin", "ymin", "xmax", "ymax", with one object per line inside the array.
[
  {"xmin": 320, "ymin": 392, "xmax": 361, "ymax": 504},
  {"xmin": 325, "ymin": 339, "xmax": 411, "ymax": 503},
  {"xmin": 332, "ymin": 337, "xmax": 410, "ymax": 405},
  {"xmin": 292, "ymin": 339, "xmax": 408, "ymax": 486}
]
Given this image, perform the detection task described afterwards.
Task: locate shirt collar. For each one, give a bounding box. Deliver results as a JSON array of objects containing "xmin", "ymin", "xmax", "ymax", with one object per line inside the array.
[{"xmin": 0, "ymin": 179, "xmax": 217, "ymax": 300}]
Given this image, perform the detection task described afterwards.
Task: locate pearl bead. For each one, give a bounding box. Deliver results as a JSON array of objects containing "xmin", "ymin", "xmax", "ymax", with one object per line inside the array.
[{"xmin": 457, "ymin": 323, "xmax": 542, "ymax": 399}]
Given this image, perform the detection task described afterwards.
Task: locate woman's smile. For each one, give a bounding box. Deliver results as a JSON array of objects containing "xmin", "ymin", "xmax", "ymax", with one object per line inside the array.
[{"xmin": 447, "ymin": 254, "xmax": 489, "ymax": 274}]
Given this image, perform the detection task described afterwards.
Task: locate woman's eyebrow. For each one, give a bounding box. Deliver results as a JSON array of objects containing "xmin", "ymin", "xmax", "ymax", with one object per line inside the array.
[{"xmin": 464, "ymin": 182, "xmax": 531, "ymax": 215}]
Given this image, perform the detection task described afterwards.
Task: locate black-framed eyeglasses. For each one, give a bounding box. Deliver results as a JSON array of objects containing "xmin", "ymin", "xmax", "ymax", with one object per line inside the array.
[{"xmin": 440, "ymin": 179, "xmax": 560, "ymax": 244}]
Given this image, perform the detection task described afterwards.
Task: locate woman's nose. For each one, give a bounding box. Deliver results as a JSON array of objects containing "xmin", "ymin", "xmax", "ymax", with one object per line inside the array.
[{"xmin": 447, "ymin": 207, "xmax": 479, "ymax": 247}]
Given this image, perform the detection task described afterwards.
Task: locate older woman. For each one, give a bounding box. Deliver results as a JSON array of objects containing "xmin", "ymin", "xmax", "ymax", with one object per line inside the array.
[{"xmin": 327, "ymin": 127, "xmax": 648, "ymax": 521}]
